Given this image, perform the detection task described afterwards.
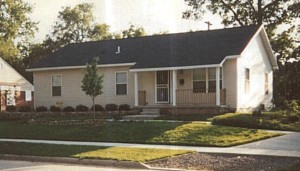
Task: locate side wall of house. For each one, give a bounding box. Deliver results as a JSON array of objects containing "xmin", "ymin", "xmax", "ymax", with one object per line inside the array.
[
  {"xmin": 237, "ymin": 33, "xmax": 273, "ymax": 111},
  {"xmin": 33, "ymin": 66, "xmax": 134, "ymax": 108},
  {"xmin": 222, "ymin": 59, "xmax": 237, "ymax": 109}
]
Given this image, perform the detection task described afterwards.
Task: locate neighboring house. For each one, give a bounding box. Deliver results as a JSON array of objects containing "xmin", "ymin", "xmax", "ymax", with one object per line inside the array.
[
  {"xmin": 27, "ymin": 25, "xmax": 277, "ymax": 112},
  {"xmin": 0, "ymin": 57, "xmax": 34, "ymax": 111}
]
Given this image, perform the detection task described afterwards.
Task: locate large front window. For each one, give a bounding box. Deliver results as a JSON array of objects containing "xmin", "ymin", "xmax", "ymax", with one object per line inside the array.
[
  {"xmin": 52, "ymin": 75, "xmax": 62, "ymax": 96},
  {"xmin": 116, "ymin": 72, "xmax": 127, "ymax": 95},
  {"xmin": 193, "ymin": 68, "xmax": 206, "ymax": 93},
  {"xmin": 193, "ymin": 68, "xmax": 222, "ymax": 93}
]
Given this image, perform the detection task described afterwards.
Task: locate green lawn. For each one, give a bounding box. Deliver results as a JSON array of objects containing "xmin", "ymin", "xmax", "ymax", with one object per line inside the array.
[
  {"xmin": 211, "ymin": 112, "xmax": 300, "ymax": 131},
  {"xmin": 0, "ymin": 121, "xmax": 281, "ymax": 147},
  {"xmin": 0, "ymin": 142, "xmax": 191, "ymax": 162}
]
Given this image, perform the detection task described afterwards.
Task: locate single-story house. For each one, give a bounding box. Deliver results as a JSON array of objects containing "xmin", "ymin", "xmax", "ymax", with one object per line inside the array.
[
  {"xmin": 0, "ymin": 57, "xmax": 34, "ymax": 111},
  {"xmin": 27, "ymin": 25, "xmax": 277, "ymax": 112}
]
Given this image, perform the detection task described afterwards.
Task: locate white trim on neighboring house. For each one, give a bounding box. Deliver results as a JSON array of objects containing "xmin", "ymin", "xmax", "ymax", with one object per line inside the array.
[
  {"xmin": 26, "ymin": 63, "xmax": 136, "ymax": 72},
  {"xmin": 0, "ymin": 57, "xmax": 34, "ymax": 91},
  {"xmin": 220, "ymin": 55, "xmax": 240, "ymax": 66},
  {"xmin": 115, "ymin": 71, "xmax": 128, "ymax": 95}
]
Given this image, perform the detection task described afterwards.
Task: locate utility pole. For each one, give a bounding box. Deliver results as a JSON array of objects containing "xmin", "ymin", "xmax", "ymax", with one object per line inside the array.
[{"xmin": 205, "ymin": 21, "xmax": 212, "ymax": 30}]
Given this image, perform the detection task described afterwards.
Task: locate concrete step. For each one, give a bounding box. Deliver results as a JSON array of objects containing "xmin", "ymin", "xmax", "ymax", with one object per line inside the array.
[
  {"xmin": 140, "ymin": 108, "xmax": 160, "ymax": 115},
  {"xmin": 123, "ymin": 115, "xmax": 160, "ymax": 121}
]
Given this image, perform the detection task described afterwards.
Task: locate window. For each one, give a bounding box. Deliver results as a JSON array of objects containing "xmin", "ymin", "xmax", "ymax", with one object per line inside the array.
[
  {"xmin": 193, "ymin": 68, "xmax": 206, "ymax": 93},
  {"xmin": 52, "ymin": 75, "xmax": 62, "ymax": 96},
  {"xmin": 245, "ymin": 68, "xmax": 250, "ymax": 93},
  {"xmin": 265, "ymin": 73, "xmax": 269, "ymax": 94},
  {"xmin": 116, "ymin": 72, "xmax": 127, "ymax": 95}
]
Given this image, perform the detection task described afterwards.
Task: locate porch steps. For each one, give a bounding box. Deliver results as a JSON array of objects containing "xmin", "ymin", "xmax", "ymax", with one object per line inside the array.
[
  {"xmin": 123, "ymin": 108, "xmax": 160, "ymax": 121},
  {"xmin": 140, "ymin": 108, "xmax": 160, "ymax": 115}
]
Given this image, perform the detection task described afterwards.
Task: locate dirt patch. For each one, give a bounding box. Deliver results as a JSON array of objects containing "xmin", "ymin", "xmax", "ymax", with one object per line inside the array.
[{"xmin": 146, "ymin": 152, "xmax": 300, "ymax": 171}]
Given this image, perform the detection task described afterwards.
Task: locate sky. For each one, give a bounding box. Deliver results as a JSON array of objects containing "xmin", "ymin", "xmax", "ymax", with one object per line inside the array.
[{"xmin": 23, "ymin": 0, "xmax": 223, "ymax": 43}]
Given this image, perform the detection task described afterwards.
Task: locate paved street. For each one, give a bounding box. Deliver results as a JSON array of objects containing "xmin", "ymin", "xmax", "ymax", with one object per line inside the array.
[{"xmin": 0, "ymin": 160, "xmax": 155, "ymax": 171}]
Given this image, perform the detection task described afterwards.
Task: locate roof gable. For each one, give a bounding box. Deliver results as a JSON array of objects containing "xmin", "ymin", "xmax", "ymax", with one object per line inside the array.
[{"xmin": 29, "ymin": 25, "xmax": 261, "ymax": 71}]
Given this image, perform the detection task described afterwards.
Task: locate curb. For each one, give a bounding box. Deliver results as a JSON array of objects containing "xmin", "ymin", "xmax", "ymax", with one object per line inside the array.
[{"xmin": 0, "ymin": 154, "xmax": 148, "ymax": 169}]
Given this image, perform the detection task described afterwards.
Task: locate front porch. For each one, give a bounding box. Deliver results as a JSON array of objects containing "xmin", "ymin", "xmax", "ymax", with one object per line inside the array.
[{"xmin": 132, "ymin": 67, "xmax": 226, "ymax": 108}]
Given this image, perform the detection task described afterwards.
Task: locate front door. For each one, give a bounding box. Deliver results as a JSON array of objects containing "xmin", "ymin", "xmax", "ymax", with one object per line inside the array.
[{"xmin": 156, "ymin": 71, "xmax": 169, "ymax": 103}]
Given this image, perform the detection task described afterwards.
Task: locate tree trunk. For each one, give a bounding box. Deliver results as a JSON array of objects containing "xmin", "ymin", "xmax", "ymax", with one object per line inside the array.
[{"xmin": 92, "ymin": 96, "xmax": 95, "ymax": 119}]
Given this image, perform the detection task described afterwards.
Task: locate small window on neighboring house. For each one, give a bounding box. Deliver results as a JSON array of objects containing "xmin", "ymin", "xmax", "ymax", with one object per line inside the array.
[
  {"xmin": 265, "ymin": 73, "xmax": 269, "ymax": 94},
  {"xmin": 52, "ymin": 75, "xmax": 62, "ymax": 96},
  {"xmin": 116, "ymin": 72, "xmax": 127, "ymax": 95},
  {"xmin": 245, "ymin": 68, "xmax": 250, "ymax": 93},
  {"xmin": 193, "ymin": 68, "xmax": 206, "ymax": 93}
]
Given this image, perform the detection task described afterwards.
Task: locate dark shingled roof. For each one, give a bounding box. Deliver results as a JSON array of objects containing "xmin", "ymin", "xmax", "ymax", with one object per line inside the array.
[{"xmin": 30, "ymin": 25, "xmax": 260, "ymax": 70}]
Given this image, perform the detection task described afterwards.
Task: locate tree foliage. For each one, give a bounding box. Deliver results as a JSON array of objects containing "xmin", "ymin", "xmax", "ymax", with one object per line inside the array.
[
  {"xmin": 183, "ymin": 0, "xmax": 300, "ymax": 105},
  {"xmin": 121, "ymin": 25, "xmax": 146, "ymax": 38},
  {"xmin": 81, "ymin": 58, "xmax": 103, "ymax": 117}
]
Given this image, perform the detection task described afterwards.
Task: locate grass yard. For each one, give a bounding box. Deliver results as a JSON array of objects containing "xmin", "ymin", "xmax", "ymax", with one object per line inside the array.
[
  {"xmin": 0, "ymin": 142, "xmax": 191, "ymax": 162},
  {"xmin": 211, "ymin": 112, "xmax": 300, "ymax": 132},
  {"xmin": 0, "ymin": 121, "xmax": 281, "ymax": 147}
]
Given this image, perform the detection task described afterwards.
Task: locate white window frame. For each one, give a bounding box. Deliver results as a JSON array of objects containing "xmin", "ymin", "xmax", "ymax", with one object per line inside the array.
[
  {"xmin": 51, "ymin": 74, "xmax": 62, "ymax": 97},
  {"xmin": 192, "ymin": 68, "xmax": 206, "ymax": 93},
  {"xmin": 115, "ymin": 71, "xmax": 128, "ymax": 95}
]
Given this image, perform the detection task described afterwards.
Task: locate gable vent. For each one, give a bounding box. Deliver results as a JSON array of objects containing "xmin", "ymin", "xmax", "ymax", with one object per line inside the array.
[{"xmin": 115, "ymin": 46, "xmax": 121, "ymax": 54}]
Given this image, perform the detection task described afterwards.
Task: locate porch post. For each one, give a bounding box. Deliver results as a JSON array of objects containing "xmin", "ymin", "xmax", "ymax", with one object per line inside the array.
[
  {"xmin": 134, "ymin": 72, "xmax": 138, "ymax": 107},
  {"xmin": 172, "ymin": 70, "xmax": 177, "ymax": 106},
  {"xmin": 216, "ymin": 67, "xmax": 220, "ymax": 106}
]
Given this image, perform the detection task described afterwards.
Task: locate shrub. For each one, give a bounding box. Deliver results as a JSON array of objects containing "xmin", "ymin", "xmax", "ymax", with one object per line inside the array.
[
  {"xmin": 6, "ymin": 105, "xmax": 16, "ymax": 112},
  {"xmin": 105, "ymin": 104, "xmax": 118, "ymax": 111},
  {"xmin": 50, "ymin": 105, "xmax": 61, "ymax": 112},
  {"xmin": 282, "ymin": 100, "xmax": 300, "ymax": 113},
  {"xmin": 282, "ymin": 114, "xmax": 299, "ymax": 124},
  {"xmin": 18, "ymin": 106, "xmax": 32, "ymax": 112},
  {"xmin": 63, "ymin": 106, "xmax": 75, "ymax": 112},
  {"xmin": 119, "ymin": 104, "xmax": 130, "ymax": 111},
  {"xmin": 76, "ymin": 105, "xmax": 89, "ymax": 112},
  {"xmin": 252, "ymin": 109, "xmax": 262, "ymax": 117},
  {"xmin": 36, "ymin": 106, "xmax": 48, "ymax": 112},
  {"xmin": 91, "ymin": 104, "xmax": 104, "ymax": 111}
]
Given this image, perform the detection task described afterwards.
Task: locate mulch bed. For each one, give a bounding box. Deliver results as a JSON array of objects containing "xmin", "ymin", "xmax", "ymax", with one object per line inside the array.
[{"xmin": 146, "ymin": 152, "xmax": 300, "ymax": 171}]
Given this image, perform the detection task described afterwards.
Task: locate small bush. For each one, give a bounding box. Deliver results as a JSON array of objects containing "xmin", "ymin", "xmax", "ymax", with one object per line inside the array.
[
  {"xmin": 105, "ymin": 104, "xmax": 118, "ymax": 111},
  {"xmin": 18, "ymin": 106, "xmax": 32, "ymax": 112},
  {"xmin": 119, "ymin": 104, "xmax": 130, "ymax": 111},
  {"xmin": 252, "ymin": 109, "xmax": 262, "ymax": 117},
  {"xmin": 50, "ymin": 105, "xmax": 61, "ymax": 112},
  {"xmin": 91, "ymin": 104, "xmax": 104, "ymax": 111},
  {"xmin": 63, "ymin": 106, "xmax": 75, "ymax": 112},
  {"xmin": 6, "ymin": 105, "xmax": 16, "ymax": 112},
  {"xmin": 282, "ymin": 100, "xmax": 299, "ymax": 113},
  {"xmin": 282, "ymin": 114, "xmax": 299, "ymax": 124},
  {"xmin": 76, "ymin": 105, "xmax": 89, "ymax": 112},
  {"xmin": 36, "ymin": 106, "xmax": 48, "ymax": 112}
]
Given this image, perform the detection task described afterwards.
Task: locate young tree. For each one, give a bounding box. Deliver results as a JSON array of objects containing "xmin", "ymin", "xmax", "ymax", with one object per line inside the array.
[{"xmin": 81, "ymin": 58, "xmax": 103, "ymax": 118}]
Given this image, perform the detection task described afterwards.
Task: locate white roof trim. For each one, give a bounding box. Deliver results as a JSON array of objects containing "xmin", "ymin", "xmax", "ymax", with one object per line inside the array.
[
  {"xmin": 27, "ymin": 62, "xmax": 136, "ymax": 72},
  {"xmin": 220, "ymin": 55, "xmax": 240, "ymax": 66},
  {"xmin": 129, "ymin": 64, "xmax": 221, "ymax": 72}
]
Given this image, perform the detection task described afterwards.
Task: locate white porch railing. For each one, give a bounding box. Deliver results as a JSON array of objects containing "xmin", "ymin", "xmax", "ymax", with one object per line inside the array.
[{"xmin": 176, "ymin": 89, "xmax": 226, "ymax": 105}]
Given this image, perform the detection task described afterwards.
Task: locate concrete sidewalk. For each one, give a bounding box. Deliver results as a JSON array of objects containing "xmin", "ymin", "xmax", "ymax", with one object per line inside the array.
[{"xmin": 1, "ymin": 131, "xmax": 300, "ymax": 157}]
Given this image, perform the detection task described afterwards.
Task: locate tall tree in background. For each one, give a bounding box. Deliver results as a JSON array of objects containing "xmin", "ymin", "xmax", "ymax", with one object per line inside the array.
[
  {"xmin": 183, "ymin": 0, "xmax": 300, "ymax": 106},
  {"xmin": 81, "ymin": 58, "xmax": 103, "ymax": 118},
  {"xmin": 121, "ymin": 25, "xmax": 146, "ymax": 38},
  {"xmin": 25, "ymin": 3, "xmax": 114, "ymax": 68},
  {"xmin": 0, "ymin": 0, "xmax": 37, "ymax": 82}
]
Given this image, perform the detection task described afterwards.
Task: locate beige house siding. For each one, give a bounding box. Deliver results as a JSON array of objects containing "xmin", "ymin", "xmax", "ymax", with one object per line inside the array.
[
  {"xmin": 33, "ymin": 66, "xmax": 134, "ymax": 108},
  {"xmin": 0, "ymin": 57, "xmax": 34, "ymax": 91},
  {"xmin": 222, "ymin": 59, "xmax": 237, "ymax": 108},
  {"xmin": 237, "ymin": 33, "xmax": 273, "ymax": 111}
]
